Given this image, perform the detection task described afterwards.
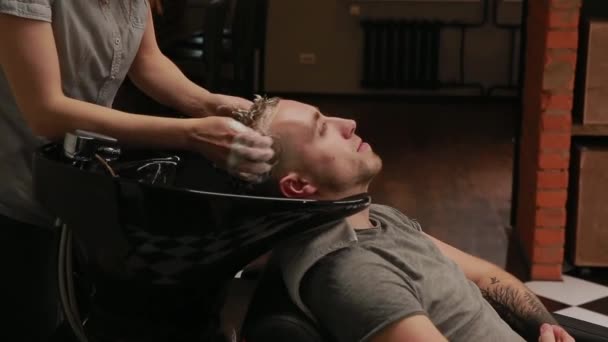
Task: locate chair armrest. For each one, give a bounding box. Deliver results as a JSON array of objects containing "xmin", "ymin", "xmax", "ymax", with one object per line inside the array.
[{"xmin": 554, "ymin": 313, "xmax": 608, "ymax": 342}]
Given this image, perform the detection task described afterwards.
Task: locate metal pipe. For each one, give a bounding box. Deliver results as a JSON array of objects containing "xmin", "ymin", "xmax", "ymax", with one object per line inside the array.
[
  {"xmin": 510, "ymin": 0, "xmax": 527, "ymax": 227},
  {"xmin": 460, "ymin": 26, "xmax": 466, "ymax": 83},
  {"xmin": 58, "ymin": 223, "xmax": 89, "ymax": 342},
  {"xmin": 351, "ymin": 0, "xmax": 482, "ymax": 3},
  {"xmin": 508, "ymin": 28, "xmax": 516, "ymax": 86},
  {"xmin": 493, "ymin": 0, "xmax": 522, "ymax": 29},
  {"xmin": 351, "ymin": 0, "xmax": 489, "ymax": 27},
  {"xmin": 487, "ymin": 0, "xmax": 524, "ymax": 96},
  {"xmin": 355, "ymin": 0, "xmax": 490, "ymax": 94}
]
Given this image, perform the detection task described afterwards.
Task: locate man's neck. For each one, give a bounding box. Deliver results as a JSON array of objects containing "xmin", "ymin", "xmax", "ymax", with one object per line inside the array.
[{"xmin": 345, "ymin": 208, "xmax": 374, "ymax": 229}]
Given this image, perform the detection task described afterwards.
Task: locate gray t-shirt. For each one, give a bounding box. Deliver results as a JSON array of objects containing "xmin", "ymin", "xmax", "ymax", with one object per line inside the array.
[
  {"xmin": 0, "ymin": 0, "xmax": 148, "ymax": 227},
  {"xmin": 277, "ymin": 204, "xmax": 524, "ymax": 342}
]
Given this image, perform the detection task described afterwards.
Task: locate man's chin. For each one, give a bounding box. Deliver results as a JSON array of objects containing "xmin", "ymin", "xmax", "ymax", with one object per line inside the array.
[
  {"xmin": 368, "ymin": 153, "xmax": 383, "ymax": 176},
  {"xmin": 354, "ymin": 161, "xmax": 382, "ymax": 194}
]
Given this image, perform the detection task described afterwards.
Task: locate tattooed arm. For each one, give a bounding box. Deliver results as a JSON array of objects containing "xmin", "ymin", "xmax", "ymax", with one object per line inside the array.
[
  {"xmin": 477, "ymin": 272, "xmax": 558, "ymax": 340},
  {"xmin": 424, "ymin": 233, "xmax": 559, "ymax": 341}
]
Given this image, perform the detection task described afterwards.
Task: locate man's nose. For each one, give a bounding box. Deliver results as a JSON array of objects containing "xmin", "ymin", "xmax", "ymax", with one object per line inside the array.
[
  {"xmin": 329, "ymin": 117, "xmax": 357, "ymax": 138},
  {"xmin": 344, "ymin": 119, "xmax": 356, "ymax": 138}
]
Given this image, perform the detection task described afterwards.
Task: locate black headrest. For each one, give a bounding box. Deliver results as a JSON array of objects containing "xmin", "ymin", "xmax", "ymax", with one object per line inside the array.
[{"xmin": 241, "ymin": 261, "xmax": 329, "ymax": 342}]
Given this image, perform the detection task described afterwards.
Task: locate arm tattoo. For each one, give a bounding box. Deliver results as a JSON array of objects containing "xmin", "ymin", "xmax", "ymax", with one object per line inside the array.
[{"xmin": 481, "ymin": 278, "xmax": 558, "ymax": 341}]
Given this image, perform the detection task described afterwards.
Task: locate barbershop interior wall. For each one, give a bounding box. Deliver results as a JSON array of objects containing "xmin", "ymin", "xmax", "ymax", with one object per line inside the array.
[{"xmin": 263, "ymin": 0, "xmax": 523, "ymax": 96}]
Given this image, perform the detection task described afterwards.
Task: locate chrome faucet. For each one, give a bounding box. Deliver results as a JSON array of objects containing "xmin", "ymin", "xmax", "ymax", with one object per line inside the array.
[{"xmin": 63, "ymin": 130, "xmax": 121, "ymax": 162}]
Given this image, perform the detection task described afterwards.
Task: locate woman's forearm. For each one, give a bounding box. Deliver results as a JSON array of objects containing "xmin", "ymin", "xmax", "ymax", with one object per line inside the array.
[
  {"xmin": 36, "ymin": 94, "xmax": 194, "ymax": 149},
  {"xmin": 128, "ymin": 52, "xmax": 211, "ymax": 117}
]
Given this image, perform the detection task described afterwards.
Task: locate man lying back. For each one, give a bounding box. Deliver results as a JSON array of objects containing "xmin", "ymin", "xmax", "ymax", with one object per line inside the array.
[{"xmin": 233, "ymin": 96, "xmax": 573, "ymax": 342}]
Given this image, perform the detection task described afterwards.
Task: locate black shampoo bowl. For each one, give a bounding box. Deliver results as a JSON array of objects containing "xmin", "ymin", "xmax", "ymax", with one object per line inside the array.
[{"xmin": 33, "ymin": 133, "xmax": 370, "ymax": 342}]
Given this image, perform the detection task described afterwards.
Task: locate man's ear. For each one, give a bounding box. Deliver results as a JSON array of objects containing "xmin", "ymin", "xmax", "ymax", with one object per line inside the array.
[{"xmin": 278, "ymin": 172, "xmax": 318, "ymax": 198}]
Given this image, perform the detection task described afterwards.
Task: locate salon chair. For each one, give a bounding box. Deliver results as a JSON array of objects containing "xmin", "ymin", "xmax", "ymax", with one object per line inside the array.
[
  {"xmin": 34, "ymin": 130, "xmax": 370, "ymax": 342},
  {"xmin": 241, "ymin": 260, "xmax": 608, "ymax": 342}
]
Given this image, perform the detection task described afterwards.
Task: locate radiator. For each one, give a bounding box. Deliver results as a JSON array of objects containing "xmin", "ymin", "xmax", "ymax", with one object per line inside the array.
[{"xmin": 361, "ymin": 20, "xmax": 441, "ymax": 89}]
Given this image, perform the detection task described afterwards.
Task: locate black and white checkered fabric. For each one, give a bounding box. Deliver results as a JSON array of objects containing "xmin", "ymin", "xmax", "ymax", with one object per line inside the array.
[
  {"xmin": 123, "ymin": 202, "xmax": 366, "ymax": 285},
  {"xmin": 526, "ymin": 270, "xmax": 608, "ymax": 330}
]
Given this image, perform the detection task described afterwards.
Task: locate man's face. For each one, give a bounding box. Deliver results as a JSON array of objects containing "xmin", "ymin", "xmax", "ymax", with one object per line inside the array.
[{"xmin": 267, "ymin": 100, "xmax": 382, "ymax": 200}]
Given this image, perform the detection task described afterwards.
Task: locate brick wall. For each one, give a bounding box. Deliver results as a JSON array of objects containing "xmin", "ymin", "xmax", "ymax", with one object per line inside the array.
[{"xmin": 516, "ymin": 0, "xmax": 581, "ymax": 280}]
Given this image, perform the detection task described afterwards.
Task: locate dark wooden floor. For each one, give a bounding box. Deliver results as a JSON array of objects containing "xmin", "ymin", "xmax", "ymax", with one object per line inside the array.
[{"xmin": 290, "ymin": 95, "xmax": 520, "ymax": 268}]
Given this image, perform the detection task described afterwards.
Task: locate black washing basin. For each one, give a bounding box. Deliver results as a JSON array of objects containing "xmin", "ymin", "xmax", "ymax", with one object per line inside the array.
[{"xmin": 33, "ymin": 140, "xmax": 370, "ymax": 341}]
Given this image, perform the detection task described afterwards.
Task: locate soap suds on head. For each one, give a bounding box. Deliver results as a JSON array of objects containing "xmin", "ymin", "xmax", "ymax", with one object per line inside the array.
[{"xmin": 228, "ymin": 119, "xmax": 249, "ymax": 133}]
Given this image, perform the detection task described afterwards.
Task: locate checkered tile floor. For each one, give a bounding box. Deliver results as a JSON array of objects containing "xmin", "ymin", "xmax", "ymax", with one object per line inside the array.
[{"xmin": 525, "ymin": 269, "xmax": 608, "ymax": 328}]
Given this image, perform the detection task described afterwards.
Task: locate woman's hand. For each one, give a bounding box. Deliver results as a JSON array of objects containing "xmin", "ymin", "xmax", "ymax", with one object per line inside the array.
[
  {"xmin": 201, "ymin": 93, "xmax": 253, "ymax": 118},
  {"xmin": 188, "ymin": 116, "xmax": 275, "ymax": 182}
]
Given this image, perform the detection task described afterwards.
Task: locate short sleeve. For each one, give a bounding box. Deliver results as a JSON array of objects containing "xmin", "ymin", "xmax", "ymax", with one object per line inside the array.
[
  {"xmin": 0, "ymin": 0, "xmax": 53, "ymax": 22},
  {"xmin": 409, "ymin": 218, "xmax": 423, "ymax": 232},
  {"xmin": 301, "ymin": 247, "xmax": 427, "ymax": 342},
  {"xmin": 376, "ymin": 204, "xmax": 424, "ymax": 232}
]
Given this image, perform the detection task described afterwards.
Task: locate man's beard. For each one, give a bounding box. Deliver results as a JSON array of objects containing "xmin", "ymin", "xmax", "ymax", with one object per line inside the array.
[
  {"xmin": 355, "ymin": 153, "xmax": 383, "ymax": 187},
  {"xmin": 320, "ymin": 153, "xmax": 383, "ymax": 196}
]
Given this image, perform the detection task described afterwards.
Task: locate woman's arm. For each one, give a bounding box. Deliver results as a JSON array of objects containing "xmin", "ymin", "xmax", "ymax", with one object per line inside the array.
[
  {"xmin": 0, "ymin": 13, "xmax": 272, "ymax": 176},
  {"xmin": 0, "ymin": 12, "xmax": 188, "ymax": 146}
]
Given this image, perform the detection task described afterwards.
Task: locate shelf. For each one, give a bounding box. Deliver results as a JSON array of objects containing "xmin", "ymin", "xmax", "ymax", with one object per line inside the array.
[{"xmin": 571, "ymin": 124, "xmax": 608, "ymax": 137}]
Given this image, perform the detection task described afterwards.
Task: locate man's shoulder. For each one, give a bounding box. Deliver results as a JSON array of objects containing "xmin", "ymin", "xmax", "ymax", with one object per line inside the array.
[
  {"xmin": 370, "ymin": 203, "xmax": 403, "ymax": 215},
  {"xmin": 370, "ymin": 203, "xmax": 409, "ymax": 219},
  {"xmin": 370, "ymin": 204, "xmax": 423, "ymax": 232}
]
